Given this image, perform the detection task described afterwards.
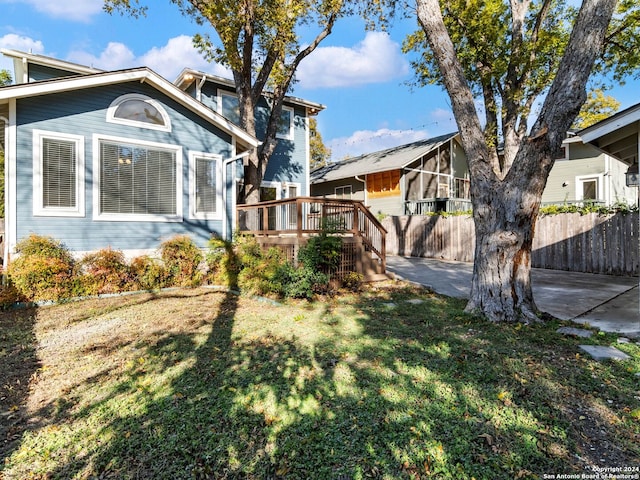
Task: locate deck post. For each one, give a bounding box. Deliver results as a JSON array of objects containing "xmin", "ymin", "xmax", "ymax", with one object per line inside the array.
[
  {"xmin": 352, "ymin": 203, "xmax": 358, "ymax": 234},
  {"xmin": 262, "ymin": 206, "xmax": 269, "ymax": 234},
  {"xmin": 296, "ymin": 198, "xmax": 303, "ymax": 237}
]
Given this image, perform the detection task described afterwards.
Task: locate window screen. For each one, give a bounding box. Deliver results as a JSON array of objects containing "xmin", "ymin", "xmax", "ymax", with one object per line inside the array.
[
  {"xmin": 221, "ymin": 93, "xmax": 240, "ymax": 124},
  {"xmin": 277, "ymin": 108, "xmax": 293, "ymax": 139}
]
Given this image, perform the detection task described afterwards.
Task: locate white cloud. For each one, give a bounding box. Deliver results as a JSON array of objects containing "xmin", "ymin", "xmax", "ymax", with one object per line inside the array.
[
  {"xmin": 0, "ymin": 33, "xmax": 45, "ymax": 74},
  {"xmin": 138, "ymin": 35, "xmax": 230, "ymax": 81},
  {"xmin": 67, "ymin": 36, "xmax": 230, "ymax": 80},
  {"xmin": 328, "ymin": 128, "xmax": 430, "ymax": 161},
  {"xmin": 67, "ymin": 42, "xmax": 135, "ymax": 71},
  {"xmin": 0, "ymin": 33, "xmax": 45, "ymax": 53},
  {"xmin": 1, "ymin": 0, "xmax": 104, "ymax": 22},
  {"xmin": 297, "ymin": 31, "xmax": 409, "ymax": 89}
]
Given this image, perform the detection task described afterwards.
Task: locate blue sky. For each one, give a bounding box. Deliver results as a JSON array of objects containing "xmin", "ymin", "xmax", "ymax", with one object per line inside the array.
[{"xmin": 1, "ymin": 0, "xmax": 638, "ymax": 160}]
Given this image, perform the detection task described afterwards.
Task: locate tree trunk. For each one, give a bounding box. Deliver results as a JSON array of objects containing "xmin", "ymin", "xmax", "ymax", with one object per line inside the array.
[
  {"xmin": 243, "ymin": 150, "xmax": 262, "ymax": 204},
  {"xmin": 416, "ymin": 0, "xmax": 616, "ymax": 322},
  {"xmin": 466, "ymin": 177, "xmax": 543, "ymax": 322}
]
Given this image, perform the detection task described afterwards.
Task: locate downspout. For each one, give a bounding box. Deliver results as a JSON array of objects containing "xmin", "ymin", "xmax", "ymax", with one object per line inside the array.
[
  {"xmin": 604, "ymin": 154, "xmax": 611, "ymax": 206},
  {"xmin": 355, "ymin": 175, "xmax": 366, "ymax": 205},
  {"xmin": 196, "ymin": 74, "xmax": 207, "ymax": 102},
  {"xmin": 0, "ymin": 114, "xmax": 10, "ymax": 271},
  {"xmin": 222, "ymin": 149, "xmax": 252, "ymax": 240}
]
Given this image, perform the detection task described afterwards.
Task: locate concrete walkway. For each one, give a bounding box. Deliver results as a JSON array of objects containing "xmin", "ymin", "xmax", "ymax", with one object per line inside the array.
[{"xmin": 386, "ymin": 256, "xmax": 640, "ymax": 337}]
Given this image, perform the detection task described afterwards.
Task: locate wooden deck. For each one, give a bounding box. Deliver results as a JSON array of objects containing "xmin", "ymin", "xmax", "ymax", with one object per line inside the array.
[{"xmin": 236, "ymin": 197, "xmax": 387, "ymax": 281}]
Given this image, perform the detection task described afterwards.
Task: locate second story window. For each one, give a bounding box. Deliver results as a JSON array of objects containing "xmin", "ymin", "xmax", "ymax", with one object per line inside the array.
[
  {"xmin": 276, "ymin": 106, "xmax": 294, "ymax": 140},
  {"xmin": 107, "ymin": 94, "xmax": 171, "ymax": 132},
  {"xmin": 220, "ymin": 91, "xmax": 240, "ymax": 124},
  {"xmin": 219, "ymin": 89, "xmax": 294, "ymax": 140}
]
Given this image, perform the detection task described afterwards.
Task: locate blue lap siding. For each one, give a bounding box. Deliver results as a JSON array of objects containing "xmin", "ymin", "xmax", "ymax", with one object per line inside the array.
[
  {"xmin": 15, "ymin": 81, "xmax": 234, "ymax": 253},
  {"xmin": 198, "ymin": 82, "xmax": 310, "ymax": 195}
]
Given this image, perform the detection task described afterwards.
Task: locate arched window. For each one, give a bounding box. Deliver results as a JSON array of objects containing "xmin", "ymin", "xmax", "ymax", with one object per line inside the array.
[{"xmin": 107, "ymin": 94, "xmax": 171, "ymax": 131}]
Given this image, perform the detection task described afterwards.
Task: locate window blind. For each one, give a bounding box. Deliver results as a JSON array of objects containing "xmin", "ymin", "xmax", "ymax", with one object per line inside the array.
[
  {"xmin": 42, "ymin": 138, "xmax": 76, "ymax": 208},
  {"xmin": 195, "ymin": 157, "xmax": 217, "ymax": 214},
  {"xmin": 100, "ymin": 141, "xmax": 176, "ymax": 215}
]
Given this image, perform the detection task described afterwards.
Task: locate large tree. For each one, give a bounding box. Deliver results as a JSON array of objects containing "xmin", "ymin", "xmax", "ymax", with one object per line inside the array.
[
  {"xmin": 409, "ymin": 0, "xmax": 637, "ymax": 322},
  {"xmin": 105, "ymin": 0, "xmax": 385, "ymax": 204}
]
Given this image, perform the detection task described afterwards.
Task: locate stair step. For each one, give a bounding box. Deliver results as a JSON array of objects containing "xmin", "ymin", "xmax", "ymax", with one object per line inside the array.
[{"xmin": 364, "ymin": 272, "xmax": 394, "ymax": 282}]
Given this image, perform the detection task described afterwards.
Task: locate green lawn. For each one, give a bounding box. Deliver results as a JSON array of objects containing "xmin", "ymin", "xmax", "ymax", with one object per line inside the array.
[{"xmin": 1, "ymin": 283, "xmax": 638, "ymax": 479}]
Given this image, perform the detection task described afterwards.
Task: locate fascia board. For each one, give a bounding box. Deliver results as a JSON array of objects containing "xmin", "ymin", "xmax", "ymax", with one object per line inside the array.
[
  {"xmin": 580, "ymin": 104, "xmax": 640, "ymax": 143},
  {"xmin": 1, "ymin": 48, "xmax": 102, "ymax": 75}
]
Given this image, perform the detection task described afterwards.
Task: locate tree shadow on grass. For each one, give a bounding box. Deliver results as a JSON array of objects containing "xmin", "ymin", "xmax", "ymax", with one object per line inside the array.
[
  {"xmin": 5, "ymin": 286, "xmax": 638, "ymax": 479},
  {"xmin": 0, "ymin": 307, "xmax": 41, "ymax": 464}
]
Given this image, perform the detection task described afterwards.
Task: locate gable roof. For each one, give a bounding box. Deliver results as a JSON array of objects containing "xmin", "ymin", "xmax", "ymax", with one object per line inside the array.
[
  {"xmin": 579, "ymin": 102, "xmax": 640, "ymax": 166},
  {"xmin": 175, "ymin": 68, "xmax": 326, "ymax": 115},
  {"xmin": 0, "ymin": 67, "xmax": 259, "ymax": 150},
  {"xmin": 311, "ymin": 132, "xmax": 459, "ymax": 184},
  {"xmin": 1, "ymin": 48, "xmax": 103, "ymax": 83}
]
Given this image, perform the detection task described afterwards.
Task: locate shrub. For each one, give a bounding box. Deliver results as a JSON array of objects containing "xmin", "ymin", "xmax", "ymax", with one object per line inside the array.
[
  {"xmin": 297, "ymin": 232, "xmax": 342, "ymax": 276},
  {"xmin": 78, "ymin": 248, "xmax": 132, "ymax": 295},
  {"xmin": 8, "ymin": 235, "xmax": 75, "ymax": 301},
  {"xmin": 0, "ymin": 283, "xmax": 26, "ymax": 308},
  {"xmin": 274, "ymin": 263, "xmax": 329, "ymax": 300},
  {"xmin": 206, "ymin": 236, "xmax": 240, "ymax": 288},
  {"xmin": 237, "ymin": 240, "xmax": 288, "ymax": 297},
  {"xmin": 160, "ymin": 235, "xmax": 203, "ymax": 287},
  {"xmin": 342, "ymin": 271, "xmax": 364, "ymax": 292},
  {"xmin": 130, "ymin": 255, "xmax": 169, "ymax": 291}
]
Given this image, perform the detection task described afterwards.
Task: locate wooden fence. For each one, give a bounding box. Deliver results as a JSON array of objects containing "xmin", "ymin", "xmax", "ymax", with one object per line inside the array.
[{"xmin": 382, "ymin": 212, "xmax": 639, "ymax": 275}]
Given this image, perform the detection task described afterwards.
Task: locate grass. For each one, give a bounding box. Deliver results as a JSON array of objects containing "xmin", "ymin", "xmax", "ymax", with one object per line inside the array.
[{"xmin": 1, "ymin": 283, "xmax": 638, "ymax": 479}]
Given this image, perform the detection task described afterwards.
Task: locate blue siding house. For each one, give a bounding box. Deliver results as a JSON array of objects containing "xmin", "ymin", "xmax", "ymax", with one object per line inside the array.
[{"xmin": 0, "ymin": 49, "xmax": 324, "ymax": 265}]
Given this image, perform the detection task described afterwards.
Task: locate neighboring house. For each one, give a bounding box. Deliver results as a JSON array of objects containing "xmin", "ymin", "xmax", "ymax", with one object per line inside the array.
[
  {"xmin": 579, "ymin": 102, "xmax": 640, "ymax": 202},
  {"xmin": 311, "ymin": 130, "xmax": 637, "ymax": 217},
  {"xmin": 542, "ymin": 132, "xmax": 637, "ymax": 207},
  {"xmin": 311, "ymin": 132, "xmax": 471, "ymax": 216},
  {"xmin": 0, "ymin": 49, "xmax": 323, "ymax": 266}
]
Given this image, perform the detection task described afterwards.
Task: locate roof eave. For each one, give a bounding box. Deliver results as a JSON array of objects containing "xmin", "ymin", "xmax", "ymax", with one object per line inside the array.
[
  {"xmin": 1, "ymin": 48, "xmax": 103, "ymax": 77},
  {"xmin": 175, "ymin": 68, "xmax": 326, "ymax": 113},
  {"xmin": 0, "ymin": 68, "xmax": 259, "ymax": 150}
]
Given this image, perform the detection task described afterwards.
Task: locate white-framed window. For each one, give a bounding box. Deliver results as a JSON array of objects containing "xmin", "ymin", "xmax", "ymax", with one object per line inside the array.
[
  {"xmin": 259, "ymin": 181, "xmax": 281, "ymax": 202},
  {"xmin": 576, "ymin": 174, "xmax": 603, "ymax": 202},
  {"xmin": 219, "ymin": 91, "xmax": 240, "ymax": 124},
  {"xmin": 33, "ymin": 129, "xmax": 85, "ymax": 217},
  {"xmin": 284, "ymin": 182, "xmax": 299, "ymax": 198},
  {"xmin": 276, "ymin": 106, "xmax": 294, "ymax": 140},
  {"xmin": 189, "ymin": 152, "xmax": 222, "ymax": 220},
  {"xmin": 106, "ymin": 93, "xmax": 171, "ymax": 132},
  {"xmin": 335, "ymin": 185, "xmax": 352, "ymax": 199},
  {"xmin": 283, "ymin": 182, "xmax": 300, "ymax": 228},
  {"xmin": 93, "ymin": 134, "xmax": 182, "ymax": 222}
]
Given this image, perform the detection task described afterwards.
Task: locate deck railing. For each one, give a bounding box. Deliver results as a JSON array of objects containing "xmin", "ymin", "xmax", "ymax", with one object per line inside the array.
[
  {"xmin": 237, "ymin": 197, "xmax": 387, "ymax": 273},
  {"xmin": 404, "ymin": 198, "xmax": 472, "ymax": 215}
]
